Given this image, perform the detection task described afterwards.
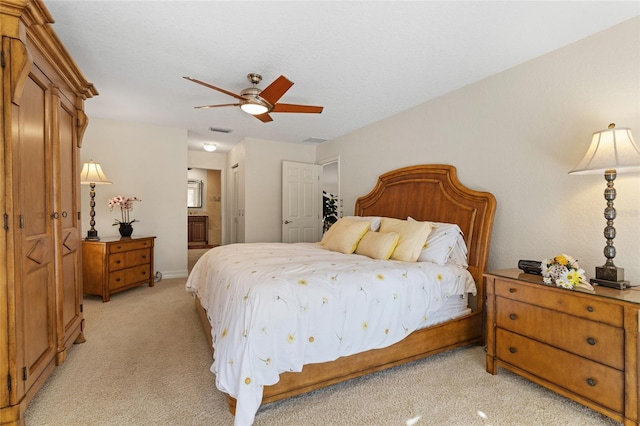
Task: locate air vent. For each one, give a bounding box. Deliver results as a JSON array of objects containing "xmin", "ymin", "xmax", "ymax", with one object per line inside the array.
[
  {"xmin": 209, "ymin": 127, "xmax": 232, "ymax": 134},
  {"xmin": 302, "ymin": 137, "xmax": 327, "ymax": 144}
]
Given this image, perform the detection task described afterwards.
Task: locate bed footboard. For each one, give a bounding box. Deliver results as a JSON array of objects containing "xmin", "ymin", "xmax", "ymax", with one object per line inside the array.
[{"xmin": 195, "ymin": 297, "xmax": 483, "ymax": 414}]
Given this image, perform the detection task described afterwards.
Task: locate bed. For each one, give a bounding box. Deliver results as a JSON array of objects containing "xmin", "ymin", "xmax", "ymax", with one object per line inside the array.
[{"xmin": 186, "ymin": 164, "xmax": 496, "ymax": 425}]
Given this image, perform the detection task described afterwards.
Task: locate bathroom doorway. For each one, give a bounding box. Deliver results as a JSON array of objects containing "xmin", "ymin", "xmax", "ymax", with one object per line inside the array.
[
  {"xmin": 187, "ymin": 168, "xmax": 222, "ymax": 249},
  {"xmin": 320, "ymin": 156, "xmax": 340, "ymax": 235}
]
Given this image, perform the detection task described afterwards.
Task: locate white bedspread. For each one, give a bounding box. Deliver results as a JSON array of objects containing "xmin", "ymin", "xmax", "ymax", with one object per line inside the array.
[{"xmin": 186, "ymin": 242, "xmax": 476, "ymax": 426}]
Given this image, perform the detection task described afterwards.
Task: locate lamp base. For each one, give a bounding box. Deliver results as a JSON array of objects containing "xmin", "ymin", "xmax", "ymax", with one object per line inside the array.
[
  {"xmin": 85, "ymin": 229, "xmax": 100, "ymax": 241},
  {"xmin": 590, "ymin": 277, "xmax": 630, "ymax": 290},
  {"xmin": 590, "ymin": 265, "xmax": 629, "ymax": 289},
  {"xmin": 596, "ymin": 265, "xmax": 625, "ymax": 282}
]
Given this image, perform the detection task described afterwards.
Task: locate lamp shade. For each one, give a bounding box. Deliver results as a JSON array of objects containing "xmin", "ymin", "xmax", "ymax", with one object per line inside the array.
[
  {"xmin": 570, "ymin": 124, "xmax": 640, "ymax": 175},
  {"xmin": 80, "ymin": 160, "xmax": 112, "ymax": 184}
]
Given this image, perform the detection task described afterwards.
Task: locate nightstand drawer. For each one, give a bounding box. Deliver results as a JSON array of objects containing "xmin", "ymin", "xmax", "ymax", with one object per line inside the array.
[
  {"xmin": 494, "ymin": 278, "xmax": 622, "ymax": 327},
  {"xmin": 496, "ymin": 297, "xmax": 624, "ymax": 369},
  {"xmin": 496, "ymin": 328, "xmax": 623, "ymax": 413},
  {"xmin": 109, "ymin": 248, "xmax": 151, "ymax": 271},
  {"xmin": 109, "ymin": 265, "xmax": 151, "ymax": 290},
  {"xmin": 109, "ymin": 239, "xmax": 154, "ymax": 254}
]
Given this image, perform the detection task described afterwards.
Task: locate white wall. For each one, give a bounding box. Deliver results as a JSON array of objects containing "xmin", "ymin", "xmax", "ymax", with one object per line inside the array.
[
  {"xmin": 243, "ymin": 138, "xmax": 317, "ymax": 242},
  {"xmin": 317, "ymin": 18, "xmax": 640, "ymax": 284},
  {"xmin": 80, "ymin": 118, "xmax": 189, "ymax": 278}
]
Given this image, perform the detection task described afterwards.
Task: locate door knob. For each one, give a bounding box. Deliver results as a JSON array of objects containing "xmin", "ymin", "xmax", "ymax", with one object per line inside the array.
[{"xmin": 283, "ymin": 220, "xmax": 292, "ymax": 224}]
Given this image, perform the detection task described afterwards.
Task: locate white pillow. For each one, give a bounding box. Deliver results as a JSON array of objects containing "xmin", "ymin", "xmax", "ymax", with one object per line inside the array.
[
  {"xmin": 355, "ymin": 231, "xmax": 400, "ymax": 260},
  {"xmin": 343, "ymin": 216, "xmax": 381, "ymax": 231},
  {"xmin": 408, "ymin": 217, "xmax": 468, "ymax": 266},
  {"xmin": 379, "ymin": 218, "xmax": 433, "ymax": 262},
  {"xmin": 320, "ymin": 217, "xmax": 371, "ymax": 254},
  {"xmin": 448, "ymin": 233, "xmax": 469, "ymax": 267}
]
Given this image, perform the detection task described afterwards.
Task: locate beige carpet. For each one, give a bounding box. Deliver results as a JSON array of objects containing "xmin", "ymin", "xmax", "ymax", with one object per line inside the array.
[{"xmin": 24, "ymin": 277, "xmax": 619, "ymax": 426}]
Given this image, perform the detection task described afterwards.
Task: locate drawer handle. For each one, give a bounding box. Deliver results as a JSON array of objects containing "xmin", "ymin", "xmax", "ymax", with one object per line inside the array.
[
  {"xmin": 586, "ymin": 337, "xmax": 596, "ymax": 345},
  {"xmin": 509, "ymin": 288, "xmax": 517, "ymax": 293},
  {"xmin": 116, "ymin": 260, "xmax": 121, "ymax": 264},
  {"xmin": 586, "ymin": 378, "xmax": 597, "ymax": 387},
  {"xmin": 509, "ymin": 313, "xmax": 517, "ymax": 320},
  {"xmin": 509, "ymin": 347, "xmax": 517, "ymax": 354},
  {"xmin": 142, "ymin": 255, "xmax": 147, "ymax": 259},
  {"xmin": 587, "ymin": 306, "xmax": 594, "ymax": 312},
  {"xmin": 141, "ymin": 271, "xmax": 147, "ymax": 275},
  {"xmin": 115, "ymin": 278, "xmax": 121, "ymax": 282},
  {"xmin": 116, "ymin": 245, "xmax": 122, "ymax": 249}
]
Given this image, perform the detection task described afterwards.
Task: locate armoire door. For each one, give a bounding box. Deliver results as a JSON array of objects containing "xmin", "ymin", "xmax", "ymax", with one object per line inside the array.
[
  {"xmin": 12, "ymin": 63, "xmax": 57, "ymax": 402},
  {"xmin": 53, "ymin": 89, "xmax": 84, "ymax": 363}
]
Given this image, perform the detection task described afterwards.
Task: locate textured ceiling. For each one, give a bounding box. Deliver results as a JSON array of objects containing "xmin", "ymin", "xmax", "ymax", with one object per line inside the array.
[{"xmin": 45, "ymin": 1, "xmax": 639, "ymax": 153}]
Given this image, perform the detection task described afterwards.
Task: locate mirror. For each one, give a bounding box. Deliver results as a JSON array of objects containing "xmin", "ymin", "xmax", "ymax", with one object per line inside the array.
[{"xmin": 187, "ymin": 179, "xmax": 203, "ymax": 208}]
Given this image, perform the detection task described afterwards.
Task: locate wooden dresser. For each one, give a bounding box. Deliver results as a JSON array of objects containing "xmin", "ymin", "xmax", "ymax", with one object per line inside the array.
[
  {"xmin": 485, "ymin": 269, "xmax": 640, "ymax": 425},
  {"xmin": 82, "ymin": 236, "xmax": 156, "ymax": 302}
]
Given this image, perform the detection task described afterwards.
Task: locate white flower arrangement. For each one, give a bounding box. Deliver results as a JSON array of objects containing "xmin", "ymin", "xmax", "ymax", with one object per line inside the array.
[
  {"xmin": 540, "ymin": 254, "xmax": 594, "ymax": 291},
  {"xmin": 108, "ymin": 195, "xmax": 141, "ymax": 226}
]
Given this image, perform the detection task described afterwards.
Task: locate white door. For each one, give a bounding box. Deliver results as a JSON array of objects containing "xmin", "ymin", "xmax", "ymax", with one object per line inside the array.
[
  {"xmin": 282, "ymin": 161, "xmax": 321, "ymax": 242},
  {"xmin": 231, "ymin": 166, "xmax": 239, "ymax": 244}
]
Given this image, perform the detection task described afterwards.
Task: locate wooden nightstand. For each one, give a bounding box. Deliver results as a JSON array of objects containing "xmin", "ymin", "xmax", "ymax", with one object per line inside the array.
[
  {"xmin": 485, "ymin": 269, "xmax": 640, "ymax": 425},
  {"xmin": 82, "ymin": 236, "xmax": 156, "ymax": 302}
]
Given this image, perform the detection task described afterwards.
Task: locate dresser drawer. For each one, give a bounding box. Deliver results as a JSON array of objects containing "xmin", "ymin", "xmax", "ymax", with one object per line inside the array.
[
  {"xmin": 496, "ymin": 328, "xmax": 623, "ymax": 413},
  {"xmin": 109, "ymin": 239, "xmax": 154, "ymax": 254},
  {"xmin": 109, "ymin": 248, "xmax": 151, "ymax": 271},
  {"xmin": 494, "ymin": 278, "xmax": 622, "ymax": 327},
  {"xmin": 109, "ymin": 265, "xmax": 152, "ymax": 290},
  {"xmin": 496, "ymin": 297, "xmax": 624, "ymax": 370}
]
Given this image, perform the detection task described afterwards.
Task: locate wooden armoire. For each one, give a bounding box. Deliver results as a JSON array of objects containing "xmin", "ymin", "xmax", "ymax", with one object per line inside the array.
[{"xmin": 0, "ymin": 1, "xmax": 97, "ymax": 424}]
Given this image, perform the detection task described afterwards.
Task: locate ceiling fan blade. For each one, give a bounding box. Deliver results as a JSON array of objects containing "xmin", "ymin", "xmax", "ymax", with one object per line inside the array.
[
  {"xmin": 254, "ymin": 113, "xmax": 273, "ymax": 123},
  {"xmin": 183, "ymin": 76, "xmax": 246, "ymax": 101},
  {"xmin": 194, "ymin": 103, "xmax": 241, "ymax": 109},
  {"xmin": 271, "ymin": 103, "xmax": 324, "ymax": 114},
  {"xmin": 258, "ymin": 75, "xmax": 294, "ymax": 105}
]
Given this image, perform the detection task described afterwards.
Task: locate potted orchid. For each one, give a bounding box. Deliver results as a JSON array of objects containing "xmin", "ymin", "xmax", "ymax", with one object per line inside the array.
[{"xmin": 108, "ymin": 196, "xmax": 141, "ymax": 237}]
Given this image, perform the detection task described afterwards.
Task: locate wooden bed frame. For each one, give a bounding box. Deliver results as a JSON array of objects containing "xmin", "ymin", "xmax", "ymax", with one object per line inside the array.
[{"xmin": 195, "ymin": 164, "xmax": 497, "ymax": 416}]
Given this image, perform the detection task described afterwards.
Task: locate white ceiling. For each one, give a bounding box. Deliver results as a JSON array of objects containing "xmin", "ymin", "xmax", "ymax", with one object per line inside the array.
[{"xmin": 45, "ymin": 1, "xmax": 639, "ymax": 153}]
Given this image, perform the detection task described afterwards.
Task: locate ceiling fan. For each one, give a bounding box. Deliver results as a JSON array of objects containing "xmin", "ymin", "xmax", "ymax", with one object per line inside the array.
[{"xmin": 183, "ymin": 73, "xmax": 323, "ymax": 123}]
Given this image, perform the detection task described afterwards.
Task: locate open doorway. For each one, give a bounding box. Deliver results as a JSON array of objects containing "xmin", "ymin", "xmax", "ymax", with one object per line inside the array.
[
  {"xmin": 320, "ymin": 157, "xmax": 340, "ymax": 236},
  {"xmin": 187, "ymin": 168, "xmax": 221, "ymax": 249}
]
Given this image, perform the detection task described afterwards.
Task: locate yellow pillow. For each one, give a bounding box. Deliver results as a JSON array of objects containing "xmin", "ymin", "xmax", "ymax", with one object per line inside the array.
[
  {"xmin": 379, "ymin": 217, "xmax": 433, "ymax": 262},
  {"xmin": 321, "ymin": 218, "xmax": 371, "ymax": 254},
  {"xmin": 355, "ymin": 231, "xmax": 400, "ymax": 260}
]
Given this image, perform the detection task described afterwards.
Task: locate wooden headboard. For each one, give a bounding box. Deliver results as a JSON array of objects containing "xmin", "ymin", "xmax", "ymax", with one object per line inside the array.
[{"xmin": 355, "ymin": 164, "xmax": 497, "ymax": 290}]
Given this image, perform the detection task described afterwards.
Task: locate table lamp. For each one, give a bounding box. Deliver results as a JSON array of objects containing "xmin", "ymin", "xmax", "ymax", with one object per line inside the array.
[
  {"xmin": 80, "ymin": 160, "xmax": 112, "ymax": 241},
  {"xmin": 570, "ymin": 123, "xmax": 640, "ymax": 289}
]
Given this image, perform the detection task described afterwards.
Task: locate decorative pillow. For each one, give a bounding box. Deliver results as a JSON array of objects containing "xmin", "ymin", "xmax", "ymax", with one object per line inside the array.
[
  {"xmin": 320, "ymin": 217, "xmax": 371, "ymax": 254},
  {"xmin": 343, "ymin": 216, "xmax": 382, "ymax": 231},
  {"xmin": 408, "ymin": 217, "xmax": 468, "ymax": 266},
  {"xmin": 379, "ymin": 217, "xmax": 433, "ymax": 262},
  {"xmin": 355, "ymin": 231, "xmax": 400, "ymax": 260}
]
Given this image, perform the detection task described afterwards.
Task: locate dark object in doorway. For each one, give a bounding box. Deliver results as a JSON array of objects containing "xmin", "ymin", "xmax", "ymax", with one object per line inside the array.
[{"xmin": 188, "ymin": 244, "xmax": 217, "ymax": 250}]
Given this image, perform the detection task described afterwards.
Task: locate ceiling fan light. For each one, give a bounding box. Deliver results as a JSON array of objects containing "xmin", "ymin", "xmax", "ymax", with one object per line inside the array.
[
  {"xmin": 240, "ymin": 103, "xmax": 269, "ymax": 115},
  {"xmin": 203, "ymin": 142, "xmax": 217, "ymax": 152}
]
